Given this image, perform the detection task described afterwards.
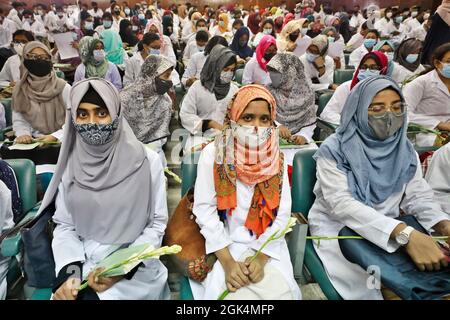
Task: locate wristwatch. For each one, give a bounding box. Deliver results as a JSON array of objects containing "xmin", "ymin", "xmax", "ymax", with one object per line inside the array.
[{"xmin": 395, "ymin": 226, "xmax": 415, "ymax": 246}]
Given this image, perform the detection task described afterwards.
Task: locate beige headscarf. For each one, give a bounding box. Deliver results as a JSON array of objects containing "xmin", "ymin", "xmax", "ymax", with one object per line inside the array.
[
  {"xmin": 437, "ymin": 0, "xmax": 450, "ymax": 26},
  {"xmin": 277, "ymin": 19, "xmax": 306, "ymax": 52},
  {"xmin": 12, "ymin": 41, "xmax": 66, "ymax": 135},
  {"xmin": 311, "ymin": 34, "xmax": 329, "ymax": 56}
]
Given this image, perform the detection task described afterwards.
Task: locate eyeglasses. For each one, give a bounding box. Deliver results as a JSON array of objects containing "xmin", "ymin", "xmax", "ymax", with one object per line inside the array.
[
  {"xmin": 368, "ymin": 102, "xmax": 406, "ymax": 118},
  {"xmin": 360, "ymin": 65, "xmax": 381, "ymax": 71},
  {"xmin": 24, "ymin": 53, "xmax": 52, "ymax": 61}
]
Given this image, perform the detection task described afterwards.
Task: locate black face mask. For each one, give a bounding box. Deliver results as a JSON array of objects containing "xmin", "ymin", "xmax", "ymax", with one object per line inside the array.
[
  {"xmin": 289, "ymin": 33, "xmax": 299, "ymax": 42},
  {"xmin": 264, "ymin": 52, "xmax": 275, "ymax": 61},
  {"xmin": 24, "ymin": 59, "xmax": 52, "ymax": 77},
  {"xmin": 155, "ymin": 77, "xmax": 173, "ymax": 95}
]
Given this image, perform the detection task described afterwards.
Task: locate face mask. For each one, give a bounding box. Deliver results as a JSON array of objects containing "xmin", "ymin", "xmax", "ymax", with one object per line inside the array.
[
  {"xmin": 37, "ymin": 10, "xmax": 43, "ymax": 16},
  {"xmin": 25, "ymin": 18, "xmax": 33, "ymax": 24},
  {"xmin": 328, "ymin": 36, "xmax": 335, "ymax": 44},
  {"xmin": 13, "ymin": 43, "xmax": 24, "ymax": 56},
  {"xmin": 103, "ymin": 20, "xmax": 112, "ymax": 28},
  {"xmin": 254, "ymin": 9, "xmax": 259, "ymax": 14},
  {"xmin": 385, "ymin": 52, "xmax": 394, "ymax": 62},
  {"xmin": 411, "ymin": 11, "xmax": 418, "ymax": 18},
  {"xmin": 395, "ymin": 16, "xmax": 403, "ymax": 24},
  {"xmin": 57, "ymin": 12, "xmax": 64, "ymax": 18},
  {"xmin": 138, "ymin": 13, "xmax": 145, "ymax": 20},
  {"xmin": 74, "ymin": 118, "xmax": 119, "ymax": 146},
  {"xmin": 155, "ymin": 77, "xmax": 173, "ymax": 95},
  {"xmin": 301, "ymin": 28, "xmax": 308, "ymax": 36},
  {"xmin": 306, "ymin": 52, "xmax": 319, "ymax": 63},
  {"xmin": 386, "ymin": 12, "xmax": 393, "ymax": 19},
  {"xmin": 231, "ymin": 122, "xmax": 271, "ymax": 149},
  {"xmin": 197, "ymin": 45, "xmax": 205, "ymax": 52},
  {"xmin": 85, "ymin": 21, "xmax": 94, "ymax": 30},
  {"xmin": 357, "ymin": 69, "xmax": 380, "ymax": 81},
  {"xmin": 124, "ymin": 8, "xmax": 130, "ymax": 15},
  {"xmin": 403, "ymin": 54, "xmax": 419, "ymax": 64},
  {"xmin": 424, "ymin": 13, "xmax": 430, "ymax": 20},
  {"xmin": 368, "ymin": 112, "xmax": 404, "ymax": 140},
  {"xmin": 93, "ymin": 49, "xmax": 105, "ymax": 62},
  {"xmin": 149, "ymin": 48, "xmax": 160, "ymax": 55},
  {"xmin": 19, "ymin": 9, "xmax": 24, "ymax": 15},
  {"xmin": 114, "ymin": 9, "xmax": 121, "ymax": 14},
  {"xmin": 132, "ymin": 25, "xmax": 139, "ymax": 31},
  {"xmin": 269, "ymin": 70, "xmax": 282, "ymax": 88},
  {"xmin": 72, "ymin": 32, "xmax": 78, "ymax": 41},
  {"xmin": 364, "ymin": 38, "xmax": 377, "ymax": 49},
  {"xmin": 24, "ymin": 59, "xmax": 53, "ymax": 77},
  {"xmin": 264, "ymin": 52, "xmax": 275, "ymax": 62},
  {"xmin": 289, "ymin": 33, "xmax": 299, "ymax": 42},
  {"xmin": 197, "ymin": 27, "xmax": 208, "ymax": 32},
  {"xmin": 263, "ymin": 28, "xmax": 272, "ymax": 35},
  {"xmin": 220, "ymin": 70, "xmax": 234, "ymax": 84},
  {"xmin": 219, "ymin": 21, "xmax": 225, "ymax": 27},
  {"xmin": 439, "ymin": 62, "xmax": 450, "ymax": 79}
]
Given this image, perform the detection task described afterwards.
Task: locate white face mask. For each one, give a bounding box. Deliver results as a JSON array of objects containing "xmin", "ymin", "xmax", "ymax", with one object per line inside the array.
[
  {"xmin": 13, "ymin": 43, "xmax": 24, "ymax": 56},
  {"xmin": 231, "ymin": 121, "xmax": 272, "ymax": 149},
  {"xmin": 220, "ymin": 70, "xmax": 234, "ymax": 83},
  {"xmin": 411, "ymin": 11, "xmax": 418, "ymax": 18},
  {"xmin": 386, "ymin": 12, "xmax": 393, "ymax": 19}
]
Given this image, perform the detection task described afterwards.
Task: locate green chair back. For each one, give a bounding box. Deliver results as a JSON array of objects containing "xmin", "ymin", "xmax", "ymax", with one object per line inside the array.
[
  {"xmin": 2, "ymin": 99, "xmax": 12, "ymax": 127},
  {"xmin": 234, "ymin": 68, "xmax": 244, "ymax": 85},
  {"xmin": 317, "ymin": 92, "xmax": 333, "ymax": 116},
  {"xmin": 181, "ymin": 152, "xmax": 200, "ymax": 196},
  {"xmin": 333, "ymin": 69, "xmax": 354, "ymax": 85},
  {"xmin": 344, "ymin": 53, "xmax": 350, "ymax": 66},
  {"xmin": 4, "ymin": 159, "xmax": 37, "ymax": 214}
]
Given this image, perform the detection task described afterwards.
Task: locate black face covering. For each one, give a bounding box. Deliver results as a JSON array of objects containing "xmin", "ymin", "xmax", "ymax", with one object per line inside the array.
[
  {"xmin": 264, "ymin": 52, "xmax": 275, "ymax": 61},
  {"xmin": 24, "ymin": 59, "xmax": 53, "ymax": 77},
  {"xmin": 289, "ymin": 33, "xmax": 299, "ymax": 42},
  {"xmin": 155, "ymin": 77, "xmax": 173, "ymax": 95}
]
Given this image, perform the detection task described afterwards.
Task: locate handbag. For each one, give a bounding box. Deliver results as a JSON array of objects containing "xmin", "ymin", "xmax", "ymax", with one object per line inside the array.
[
  {"xmin": 162, "ymin": 187, "xmax": 216, "ymax": 282},
  {"xmin": 20, "ymin": 202, "xmax": 56, "ymax": 288}
]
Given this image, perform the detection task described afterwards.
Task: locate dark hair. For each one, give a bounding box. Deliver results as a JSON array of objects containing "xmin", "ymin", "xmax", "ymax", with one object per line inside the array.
[
  {"xmin": 13, "ymin": 29, "xmax": 34, "ymax": 41},
  {"xmin": 361, "ymin": 21, "xmax": 368, "ymax": 30},
  {"xmin": 138, "ymin": 32, "xmax": 160, "ymax": 51},
  {"xmin": 366, "ymin": 29, "xmax": 380, "ymax": 38},
  {"xmin": 196, "ymin": 30, "xmax": 209, "ymax": 42},
  {"xmin": 232, "ymin": 18, "xmax": 244, "ymax": 28},
  {"xmin": 92, "ymin": 1, "xmax": 98, "ymax": 6},
  {"xmin": 12, "ymin": 1, "xmax": 23, "ymax": 9},
  {"xmin": 204, "ymin": 35, "xmax": 228, "ymax": 55},
  {"xmin": 102, "ymin": 12, "xmax": 113, "ymax": 20},
  {"xmin": 259, "ymin": 18, "xmax": 275, "ymax": 35},
  {"xmin": 432, "ymin": 43, "xmax": 450, "ymax": 69},
  {"xmin": 188, "ymin": 10, "xmax": 198, "ymax": 20},
  {"xmin": 22, "ymin": 9, "xmax": 34, "ymax": 16}
]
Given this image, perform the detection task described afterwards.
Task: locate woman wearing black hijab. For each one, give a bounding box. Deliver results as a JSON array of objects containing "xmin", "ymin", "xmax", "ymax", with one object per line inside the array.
[{"xmin": 119, "ymin": 19, "xmax": 138, "ymax": 47}]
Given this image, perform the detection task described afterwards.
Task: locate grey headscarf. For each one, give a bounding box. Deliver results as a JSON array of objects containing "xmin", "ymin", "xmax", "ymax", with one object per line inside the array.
[
  {"xmin": 39, "ymin": 78, "xmax": 153, "ymax": 244},
  {"xmin": 267, "ymin": 53, "xmax": 316, "ymax": 134},
  {"xmin": 394, "ymin": 38, "xmax": 423, "ymax": 72},
  {"xmin": 200, "ymin": 44, "xmax": 237, "ymax": 101},
  {"xmin": 121, "ymin": 54, "xmax": 174, "ymax": 143}
]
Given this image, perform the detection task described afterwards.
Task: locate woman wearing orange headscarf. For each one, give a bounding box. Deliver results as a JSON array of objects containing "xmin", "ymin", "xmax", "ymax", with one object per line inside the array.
[
  {"xmin": 210, "ymin": 13, "xmax": 232, "ymax": 43},
  {"xmin": 189, "ymin": 84, "xmax": 301, "ymax": 300}
]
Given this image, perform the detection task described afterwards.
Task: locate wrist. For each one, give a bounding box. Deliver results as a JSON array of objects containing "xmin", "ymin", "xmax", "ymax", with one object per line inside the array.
[{"xmin": 433, "ymin": 220, "xmax": 450, "ymax": 235}]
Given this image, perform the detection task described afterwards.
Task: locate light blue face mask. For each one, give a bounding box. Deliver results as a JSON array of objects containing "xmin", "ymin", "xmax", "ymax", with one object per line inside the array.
[
  {"xmin": 328, "ymin": 36, "xmax": 335, "ymax": 44},
  {"xmin": 85, "ymin": 21, "xmax": 94, "ymax": 30},
  {"xmin": 364, "ymin": 39, "xmax": 377, "ymax": 49},
  {"xmin": 149, "ymin": 48, "xmax": 160, "ymax": 55},
  {"xmin": 439, "ymin": 62, "xmax": 450, "ymax": 79},
  {"xmin": 405, "ymin": 54, "xmax": 419, "ymax": 64},
  {"xmin": 395, "ymin": 16, "xmax": 403, "ymax": 24},
  {"xmin": 263, "ymin": 28, "xmax": 272, "ymax": 35},
  {"xmin": 103, "ymin": 20, "xmax": 112, "ymax": 28},
  {"xmin": 357, "ymin": 69, "xmax": 380, "ymax": 81},
  {"xmin": 386, "ymin": 52, "xmax": 394, "ymax": 62},
  {"xmin": 306, "ymin": 52, "xmax": 319, "ymax": 63}
]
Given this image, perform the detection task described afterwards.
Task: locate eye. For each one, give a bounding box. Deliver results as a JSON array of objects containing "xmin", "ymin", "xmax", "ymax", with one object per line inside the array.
[
  {"xmin": 77, "ymin": 110, "xmax": 88, "ymax": 118},
  {"xmin": 260, "ymin": 115, "xmax": 270, "ymax": 123},
  {"xmin": 97, "ymin": 109, "xmax": 109, "ymax": 118},
  {"xmin": 242, "ymin": 114, "xmax": 253, "ymax": 122}
]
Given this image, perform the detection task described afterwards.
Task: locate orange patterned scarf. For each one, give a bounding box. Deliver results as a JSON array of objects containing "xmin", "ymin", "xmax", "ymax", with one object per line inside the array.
[{"xmin": 213, "ymin": 84, "xmax": 283, "ymax": 238}]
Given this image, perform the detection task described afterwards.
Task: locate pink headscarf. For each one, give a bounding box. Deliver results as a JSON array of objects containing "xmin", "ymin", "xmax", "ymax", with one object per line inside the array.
[
  {"xmin": 282, "ymin": 13, "xmax": 294, "ymax": 27},
  {"xmin": 256, "ymin": 35, "xmax": 277, "ymax": 71},
  {"xmin": 145, "ymin": 19, "xmax": 168, "ymax": 51}
]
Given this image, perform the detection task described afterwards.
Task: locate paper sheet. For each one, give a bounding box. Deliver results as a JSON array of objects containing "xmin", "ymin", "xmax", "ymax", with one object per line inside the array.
[
  {"xmin": 8, "ymin": 142, "xmax": 41, "ymax": 150},
  {"xmin": 294, "ymin": 37, "xmax": 312, "ymax": 57},
  {"xmin": 53, "ymin": 32, "xmax": 79, "ymax": 60},
  {"xmin": 328, "ymin": 42, "xmax": 345, "ymax": 58}
]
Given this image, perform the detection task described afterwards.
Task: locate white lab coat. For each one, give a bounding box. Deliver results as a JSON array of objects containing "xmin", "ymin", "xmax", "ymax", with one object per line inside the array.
[
  {"xmin": 242, "ymin": 56, "xmax": 271, "ymax": 86},
  {"xmin": 391, "ymin": 62, "xmax": 425, "ymax": 85},
  {"xmin": 403, "ymin": 17, "xmax": 421, "ymax": 34},
  {"xmin": 309, "ymin": 154, "xmax": 450, "ymax": 300},
  {"xmin": 209, "ymin": 26, "xmax": 233, "ymax": 43},
  {"xmin": 74, "ymin": 62, "xmax": 122, "ymax": 91},
  {"xmin": 7, "ymin": 10, "xmax": 22, "ymax": 30},
  {"xmin": 349, "ymin": 45, "xmax": 369, "ymax": 68},
  {"xmin": 12, "ymin": 83, "xmax": 70, "ymax": 140},
  {"xmin": 374, "ymin": 18, "xmax": 393, "ymax": 38},
  {"xmin": 88, "ymin": 8, "xmax": 104, "ymax": 19},
  {"xmin": 181, "ymin": 52, "xmax": 207, "ymax": 87},
  {"xmin": 425, "ymin": 143, "xmax": 450, "ymax": 216},
  {"xmin": 0, "ymin": 181, "xmax": 14, "ymax": 300},
  {"xmin": 179, "ymin": 80, "xmax": 238, "ymax": 152},
  {"xmin": 122, "ymin": 52, "xmax": 180, "ymax": 88},
  {"xmin": 0, "ymin": 19, "xmax": 16, "ymax": 48},
  {"xmin": 95, "ymin": 23, "xmax": 120, "ymax": 34},
  {"xmin": 51, "ymin": 149, "xmax": 170, "ymax": 300},
  {"xmin": 189, "ymin": 143, "xmax": 301, "ymax": 300},
  {"xmin": 404, "ymin": 70, "xmax": 450, "ymax": 147},
  {"xmin": 22, "ymin": 19, "xmax": 47, "ymax": 38},
  {"xmin": 182, "ymin": 41, "xmax": 201, "ymax": 66},
  {"xmin": 407, "ymin": 25, "xmax": 428, "ymax": 42},
  {"xmin": 320, "ymin": 80, "xmax": 352, "ymax": 125},
  {"xmin": 349, "ymin": 13, "xmax": 366, "ymax": 29},
  {"xmin": 0, "ymin": 54, "xmax": 20, "ymax": 89},
  {"xmin": 346, "ymin": 33, "xmax": 364, "ymax": 52},
  {"xmin": 300, "ymin": 54, "xmax": 335, "ymax": 92}
]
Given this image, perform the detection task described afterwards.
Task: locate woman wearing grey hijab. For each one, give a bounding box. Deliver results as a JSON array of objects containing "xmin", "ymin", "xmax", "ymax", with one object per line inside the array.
[
  {"xmin": 180, "ymin": 44, "xmax": 239, "ymax": 153},
  {"xmin": 40, "ymin": 78, "xmax": 170, "ymax": 300}
]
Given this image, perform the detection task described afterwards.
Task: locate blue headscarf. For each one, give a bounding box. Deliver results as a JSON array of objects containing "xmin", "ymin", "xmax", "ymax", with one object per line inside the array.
[
  {"xmin": 229, "ymin": 27, "xmax": 254, "ymax": 59},
  {"xmin": 374, "ymin": 40, "xmax": 395, "ymax": 76},
  {"xmin": 314, "ymin": 76, "xmax": 417, "ymax": 206}
]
